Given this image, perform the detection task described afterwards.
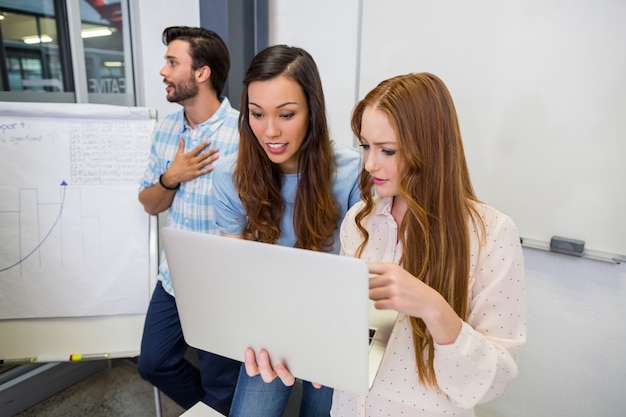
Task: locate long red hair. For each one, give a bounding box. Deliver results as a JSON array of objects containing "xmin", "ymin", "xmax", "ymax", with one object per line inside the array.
[{"xmin": 352, "ymin": 73, "xmax": 483, "ymax": 387}]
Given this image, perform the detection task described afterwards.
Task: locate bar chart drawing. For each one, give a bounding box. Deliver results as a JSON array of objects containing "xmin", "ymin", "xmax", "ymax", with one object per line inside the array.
[
  {"xmin": 1, "ymin": 183, "xmax": 107, "ymax": 273},
  {"xmin": 1, "ymin": 182, "xmax": 70, "ymax": 273}
]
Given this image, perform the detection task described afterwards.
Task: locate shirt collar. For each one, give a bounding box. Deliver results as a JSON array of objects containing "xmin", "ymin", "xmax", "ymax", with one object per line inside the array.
[
  {"xmin": 181, "ymin": 96, "xmax": 231, "ymax": 133},
  {"xmin": 374, "ymin": 196, "xmax": 395, "ymax": 216}
]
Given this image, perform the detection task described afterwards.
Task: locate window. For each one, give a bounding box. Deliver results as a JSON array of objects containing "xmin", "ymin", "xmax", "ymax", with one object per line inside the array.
[{"xmin": 0, "ymin": 0, "xmax": 135, "ymax": 105}]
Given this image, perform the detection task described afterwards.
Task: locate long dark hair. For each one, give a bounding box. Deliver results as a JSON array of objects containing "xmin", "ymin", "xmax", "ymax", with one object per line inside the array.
[{"xmin": 235, "ymin": 45, "xmax": 339, "ymax": 251}]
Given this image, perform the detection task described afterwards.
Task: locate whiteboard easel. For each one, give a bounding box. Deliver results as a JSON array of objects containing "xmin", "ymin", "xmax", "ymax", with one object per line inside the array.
[{"xmin": 0, "ymin": 102, "xmax": 158, "ymax": 362}]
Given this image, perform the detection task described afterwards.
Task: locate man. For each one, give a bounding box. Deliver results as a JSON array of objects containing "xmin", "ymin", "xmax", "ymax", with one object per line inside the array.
[{"xmin": 136, "ymin": 26, "xmax": 240, "ymax": 415}]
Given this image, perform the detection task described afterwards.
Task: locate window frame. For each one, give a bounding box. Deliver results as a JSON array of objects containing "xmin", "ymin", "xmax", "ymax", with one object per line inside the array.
[{"xmin": 0, "ymin": 0, "xmax": 136, "ymax": 105}]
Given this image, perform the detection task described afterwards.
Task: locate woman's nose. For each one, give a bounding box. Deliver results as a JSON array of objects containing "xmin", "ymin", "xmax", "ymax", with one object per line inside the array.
[
  {"xmin": 364, "ymin": 153, "xmax": 377, "ymax": 173},
  {"xmin": 265, "ymin": 118, "xmax": 280, "ymax": 138}
]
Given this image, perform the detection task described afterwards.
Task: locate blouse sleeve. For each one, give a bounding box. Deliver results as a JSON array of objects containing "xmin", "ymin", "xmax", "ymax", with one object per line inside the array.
[{"xmin": 432, "ymin": 208, "xmax": 527, "ymax": 408}]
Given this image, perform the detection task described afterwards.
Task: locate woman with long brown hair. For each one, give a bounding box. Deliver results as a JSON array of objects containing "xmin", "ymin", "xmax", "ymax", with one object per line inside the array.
[{"xmin": 212, "ymin": 45, "xmax": 362, "ymax": 416}]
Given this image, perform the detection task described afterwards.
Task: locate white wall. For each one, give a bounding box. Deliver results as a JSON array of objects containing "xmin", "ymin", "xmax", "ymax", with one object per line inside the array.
[{"xmin": 357, "ymin": 0, "xmax": 626, "ymax": 256}]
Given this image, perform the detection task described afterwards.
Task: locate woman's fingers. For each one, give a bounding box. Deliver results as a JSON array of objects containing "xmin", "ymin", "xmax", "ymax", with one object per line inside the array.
[
  {"xmin": 243, "ymin": 348, "xmax": 260, "ymax": 377},
  {"xmin": 274, "ymin": 363, "xmax": 296, "ymax": 386}
]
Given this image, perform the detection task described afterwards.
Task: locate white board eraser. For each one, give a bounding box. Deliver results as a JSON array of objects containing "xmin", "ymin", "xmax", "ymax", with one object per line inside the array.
[{"xmin": 550, "ymin": 236, "xmax": 585, "ymax": 257}]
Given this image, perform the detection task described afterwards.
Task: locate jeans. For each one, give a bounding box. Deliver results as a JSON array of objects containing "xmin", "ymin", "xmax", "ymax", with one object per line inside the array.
[
  {"xmin": 136, "ymin": 281, "xmax": 241, "ymax": 414},
  {"xmin": 229, "ymin": 365, "xmax": 333, "ymax": 417}
]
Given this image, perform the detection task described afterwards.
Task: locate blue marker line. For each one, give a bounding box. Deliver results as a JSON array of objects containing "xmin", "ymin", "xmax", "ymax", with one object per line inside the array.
[{"xmin": 0, "ymin": 182, "xmax": 67, "ymax": 272}]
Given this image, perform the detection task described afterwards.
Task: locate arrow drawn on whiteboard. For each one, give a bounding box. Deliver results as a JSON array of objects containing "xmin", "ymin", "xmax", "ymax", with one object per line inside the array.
[{"xmin": 0, "ymin": 181, "xmax": 68, "ymax": 272}]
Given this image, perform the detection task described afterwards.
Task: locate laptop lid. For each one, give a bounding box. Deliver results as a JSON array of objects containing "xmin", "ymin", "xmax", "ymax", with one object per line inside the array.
[{"xmin": 162, "ymin": 227, "xmax": 384, "ymax": 394}]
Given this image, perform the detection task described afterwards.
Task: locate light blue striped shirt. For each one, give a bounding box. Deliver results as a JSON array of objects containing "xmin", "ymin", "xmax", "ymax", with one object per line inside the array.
[{"xmin": 139, "ymin": 97, "xmax": 240, "ymax": 295}]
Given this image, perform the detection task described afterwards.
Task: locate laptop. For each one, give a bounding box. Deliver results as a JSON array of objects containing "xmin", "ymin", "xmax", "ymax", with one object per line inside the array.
[{"xmin": 161, "ymin": 227, "xmax": 397, "ymax": 395}]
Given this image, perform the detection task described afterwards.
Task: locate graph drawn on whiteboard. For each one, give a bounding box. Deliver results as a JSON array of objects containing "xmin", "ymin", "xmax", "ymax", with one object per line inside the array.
[{"xmin": 0, "ymin": 113, "xmax": 155, "ymax": 320}]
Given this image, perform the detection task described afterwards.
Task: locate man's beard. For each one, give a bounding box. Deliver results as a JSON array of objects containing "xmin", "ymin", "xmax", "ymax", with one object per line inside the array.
[{"xmin": 166, "ymin": 74, "xmax": 199, "ymax": 103}]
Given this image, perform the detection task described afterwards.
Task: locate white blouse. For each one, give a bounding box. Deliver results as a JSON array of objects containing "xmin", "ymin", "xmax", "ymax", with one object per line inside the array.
[{"xmin": 331, "ymin": 197, "xmax": 526, "ymax": 417}]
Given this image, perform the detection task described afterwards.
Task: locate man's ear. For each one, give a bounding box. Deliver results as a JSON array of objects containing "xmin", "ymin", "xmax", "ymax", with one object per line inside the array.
[{"xmin": 196, "ymin": 65, "xmax": 211, "ymax": 83}]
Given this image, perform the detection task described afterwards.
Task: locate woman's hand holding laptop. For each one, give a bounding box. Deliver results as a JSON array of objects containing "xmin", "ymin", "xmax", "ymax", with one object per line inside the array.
[{"xmin": 244, "ymin": 348, "xmax": 322, "ymax": 388}]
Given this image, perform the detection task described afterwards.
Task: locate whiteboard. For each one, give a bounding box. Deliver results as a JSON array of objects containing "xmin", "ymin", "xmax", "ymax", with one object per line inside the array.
[
  {"xmin": 359, "ymin": 0, "xmax": 626, "ymax": 256},
  {"xmin": 0, "ymin": 102, "xmax": 158, "ymax": 360}
]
